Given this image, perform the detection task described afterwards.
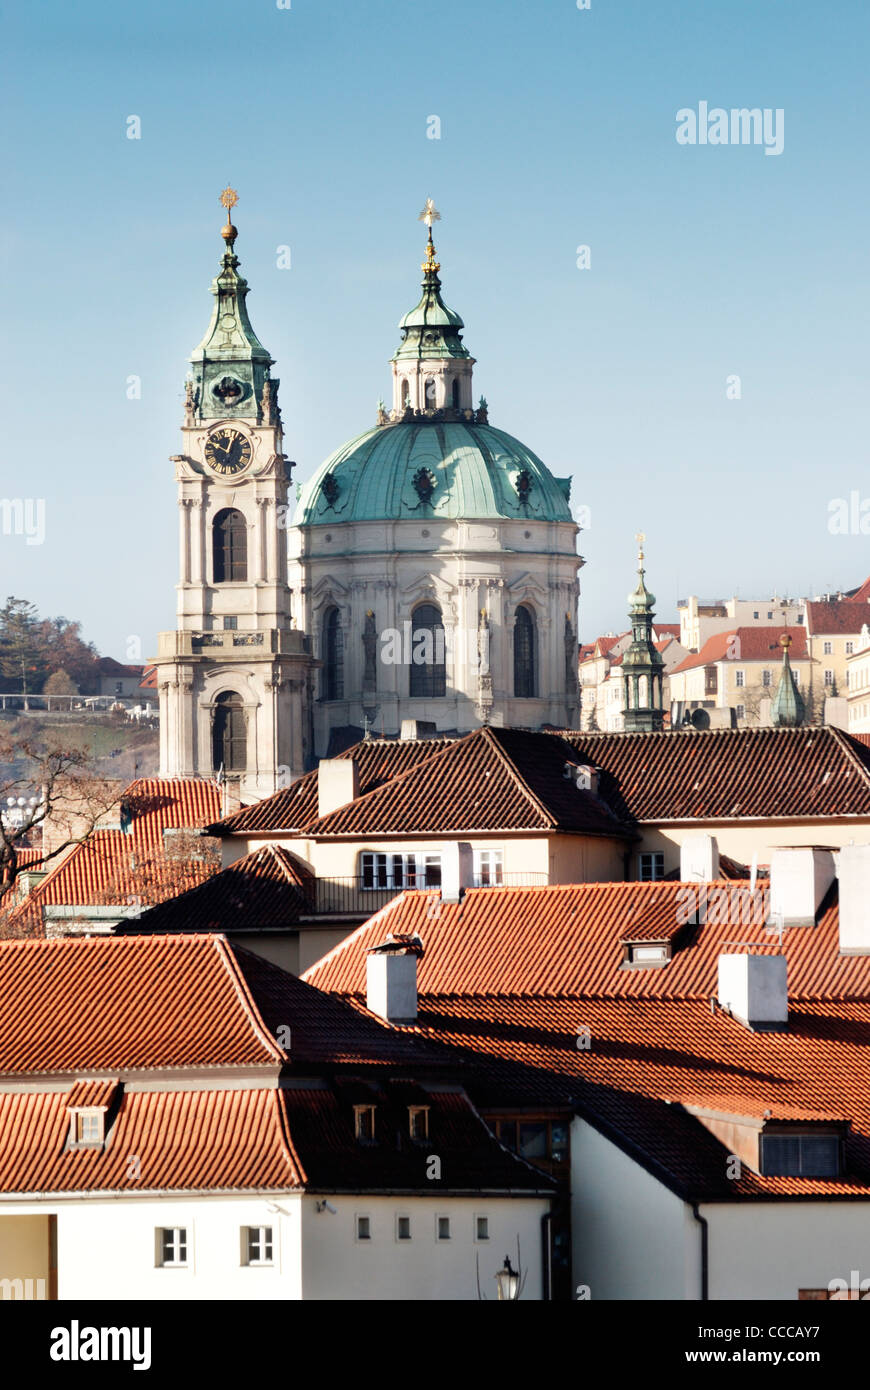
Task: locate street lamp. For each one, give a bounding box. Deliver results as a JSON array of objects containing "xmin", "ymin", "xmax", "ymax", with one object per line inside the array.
[{"xmin": 494, "ymin": 1255, "xmax": 521, "ymax": 1301}]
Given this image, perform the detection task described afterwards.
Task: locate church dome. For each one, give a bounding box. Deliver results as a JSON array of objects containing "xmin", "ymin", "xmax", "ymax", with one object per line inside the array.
[{"xmin": 295, "ymin": 418, "xmax": 573, "ymax": 526}]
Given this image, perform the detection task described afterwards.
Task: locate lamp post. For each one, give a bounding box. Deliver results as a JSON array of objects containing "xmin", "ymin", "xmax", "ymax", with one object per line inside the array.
[{"xmin": 494, "ymin": 1255, "xmax": 521, "ymax": 1301}]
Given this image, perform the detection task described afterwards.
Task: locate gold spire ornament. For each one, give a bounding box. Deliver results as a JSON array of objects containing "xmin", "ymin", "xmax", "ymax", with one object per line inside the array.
[
  {"xmin": 635, "ymin": 530, "xmax": 646, "ymax": 569},
  {"xmin": 418, "ymin": 197, "xmax": 441, "ymax": 273},
  {"xmin": 220, "ymin": 185, "xmax": 239, "ymax": 245}
]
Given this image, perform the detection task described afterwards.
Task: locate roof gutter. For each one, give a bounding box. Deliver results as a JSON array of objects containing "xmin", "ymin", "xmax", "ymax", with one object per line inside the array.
[{"xmin": 692, "ymin": 1202, "xmax": 709, "ymax": 1301}]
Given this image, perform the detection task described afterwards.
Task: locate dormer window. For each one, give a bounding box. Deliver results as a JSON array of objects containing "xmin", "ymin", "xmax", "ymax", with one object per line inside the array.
[
  {"xmin": 354, "ymin": 1104, "xmax": 376, "ymax": 1142},
  {"xmin": 623, "ymin": 942, "xmax": 671, "ymax": 968},
  {"xmin": 409, "ymin": 1106, "xmax": 429, "ymax": 1141},
  {"xmin": 760, "ymin": 1130, "xmax": 842, "ymax": 1178},
  {"xmin": 70, "ymin": 1109, "xmax": 105, "ymax": 1148}
]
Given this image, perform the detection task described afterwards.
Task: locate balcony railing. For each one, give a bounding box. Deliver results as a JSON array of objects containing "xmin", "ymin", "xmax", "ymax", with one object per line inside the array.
[{"xmin": 300, "ymin": 871, "xmax": 549, "ymax": 918}]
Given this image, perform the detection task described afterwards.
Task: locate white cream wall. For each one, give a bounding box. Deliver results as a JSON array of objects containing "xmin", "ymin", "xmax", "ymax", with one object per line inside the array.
[
  {"xmin": 637, "ymin": 822, "xmax": 870, "ymax": 875},
  {"xmin": 299, "ymin": 1195, "xmax": 549, "ymax": 1301},
  {"xmin": 571, "ymin": 1119, "xmax": 699, "ymax": 1300},
  {"xmin": 0, "ymin": 1197, "xmax": 304, "ymax": 1301},
  {"xmin": 704, "ymin": 1202, "xmax": 870, "ymax": 1300}
]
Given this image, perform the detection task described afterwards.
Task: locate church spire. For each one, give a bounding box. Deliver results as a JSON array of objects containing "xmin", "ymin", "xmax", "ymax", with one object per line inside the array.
[
  {"xmin": 389, "ymin": 200, "xmax": 475, "ymax": 418},
  {"xmin": 186, "ymin": 187, "xmax": 275, "ymax": 426},
  {"xmin": 622, "ymin": 533, "xmax": 666, "ymax": 733},
  {"xmin": 770, "ymin": 632, "xmax": 806, "ymax": 727}
]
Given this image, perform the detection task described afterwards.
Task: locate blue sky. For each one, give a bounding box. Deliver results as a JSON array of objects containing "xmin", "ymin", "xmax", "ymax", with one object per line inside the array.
[{"xmin": 4, "ymin": 0, "xmax": 869, "ymax": 659}]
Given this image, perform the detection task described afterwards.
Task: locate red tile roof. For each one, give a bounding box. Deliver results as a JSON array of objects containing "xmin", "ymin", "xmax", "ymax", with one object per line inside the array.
[
  {"xmin": 0, "ymin": 1087, "xmax": 303, "ymax": 1195},
  {"xmin": 303, "ymin": 879, "xmax": 862, "ymax": 1001},
  {"xmin": 670, "ymin": 626, "xmax": 808, "ymax": 674},
  {"xmin": 304, "ymin": 881, "xmax": 870, "ymax": 1199},
  {"xmin": 64, "ymin": 1079, "xmax": 119, "ymax": 1109},
  {"xmin": 0, "ymin": 934, "xmax": 284, "ymax": 1074},
  {"xmin": 560, "ymin": 725, "xmax": 870, "ymax": 821},
  {"xmin": 848, "ymin": 576, "xmax": 870, "ymax": 604},
  {"xmin": 211, "ymin": 739, "xmax": 456, "ymax": 835},
  {"xmin": 806, "ymin": 601, "xmax": 870, "ymax": 636},
  {"xmin": 123, "ymin": 844, "xmax": 313, "ymax": 935},
  {"xmin": 302, "ymin": 727, "xmax": 630, "ymax": 839}
]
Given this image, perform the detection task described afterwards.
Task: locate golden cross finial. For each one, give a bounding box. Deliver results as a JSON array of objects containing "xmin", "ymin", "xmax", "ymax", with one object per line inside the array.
[
  {"xmin": 635, "ymin": 530, "xmax": 646, "ymax": 567},
  {"xmin": 418, "ymin": 198, "xmax": 441, "ymax": 228},
  {"xmin": 220, "ymin": 186, "xmax": 239, "ymax": 216}
]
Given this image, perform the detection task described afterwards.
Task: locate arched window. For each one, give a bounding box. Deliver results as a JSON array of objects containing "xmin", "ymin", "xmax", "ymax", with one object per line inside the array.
[
  {"xmin": 514, "ymin": 605, "xmax": 537, "ymax": 698},
  {"xmin": 409, "ymin": 603, "xmax": 446, "ymax": 698},
  {"xmin": 213, "ymin": 508, "xmax": 247, "ymax": 583},
  {"xmin": 451, "ymin": 378, "xmax": 460, "ymax": 409},
  {"xmin": 401, "ymin": 379, "xmax": 410, "ymax": 407},
  {"xmin": 424, "ymin": 378, "xmax": 436, "ymax": 407},
  {"xmin": 212, "ymin": 691, "xmax": 246, "ymax": 772},
  {"xmin": 321, "ymin": 607, "xmax": 344, "ymax": 701}
]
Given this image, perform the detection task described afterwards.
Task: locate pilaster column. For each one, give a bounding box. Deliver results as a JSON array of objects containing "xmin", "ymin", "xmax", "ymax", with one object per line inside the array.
[{"xmin": 179, "ymin": 501, "xmax": 192, "ymax": 584}]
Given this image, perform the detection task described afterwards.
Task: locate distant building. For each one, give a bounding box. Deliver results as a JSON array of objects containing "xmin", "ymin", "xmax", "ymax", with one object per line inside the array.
[{"xmin": 668, "ymin": 626, "xmax": 812, "ymax": 728}]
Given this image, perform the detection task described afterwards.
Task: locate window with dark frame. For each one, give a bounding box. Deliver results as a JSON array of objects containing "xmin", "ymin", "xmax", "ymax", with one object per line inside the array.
[
  {"xmin": 408, "ymin": 1106, "xmax": 429, "ymax": 1141},
  {"xmin": 321, "ymin": 607, "xmax": 344, "ymax": 701},
  {"xmin": 409, "ymin": 603, "xmax": 446, "ymax": 698},
  {"xmin": 761, "ymin": 1132, "xmax": 840, "ymax": 1178},
  {"xmin": 212, "ymin": 691, "xmax": 246, "ymax": 772},
  {"xmin": 354, "ymin": 1104, "xmax": 376, "ymax": 1143},
  {"xmin": 514, "ymin": 605, "xmax": 536, "ymax": 698},
  {"xmin": 212, "ymin": 508, "xmax": 247, "ymax": 583}
]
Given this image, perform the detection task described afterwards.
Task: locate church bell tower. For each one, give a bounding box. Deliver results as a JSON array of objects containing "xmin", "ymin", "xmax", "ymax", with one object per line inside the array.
[{"xmin": 155, "ymin": 189, "xmax": 313, "ymax": 802}]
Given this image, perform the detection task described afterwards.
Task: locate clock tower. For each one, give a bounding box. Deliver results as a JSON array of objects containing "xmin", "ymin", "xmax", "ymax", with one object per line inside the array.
[{"xmin": 155, "ymin": 190, "xmax": 313, "ymax": 802}]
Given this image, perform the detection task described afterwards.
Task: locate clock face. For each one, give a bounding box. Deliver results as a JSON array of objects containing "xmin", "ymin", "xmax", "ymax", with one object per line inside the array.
[{"xmin": 204, "ymin": 428, "xmax": 253, "ymax": 476}]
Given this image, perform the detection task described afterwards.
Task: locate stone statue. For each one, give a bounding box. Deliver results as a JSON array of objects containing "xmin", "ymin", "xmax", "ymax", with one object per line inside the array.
[
  {"xmin": 261, "ymin": 377, "xmax": 275, "ymax": 424},
  {"xmin": 184, "ymin": 378, "xmax": 197, "ymax": 424}
]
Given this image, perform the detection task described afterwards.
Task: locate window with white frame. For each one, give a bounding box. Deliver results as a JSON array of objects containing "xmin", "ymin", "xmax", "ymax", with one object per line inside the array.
[
  {"xmin": 825, "ymin": 669, "xmax": 834, "ymax": 686},
  {"xmin": 793, "ymin": 669, "xmax": 801, "ymax": 685},
  {"xmin": 243, "ymin": 1226, "xmax": 273, "ymax": 1266},
  {"xmin": 762, "ymin": 669, "xmax": 771, "ymax": 688},
  {"xmin": 846, "ymin": 641, "xmax": 854, "ymax": 654},
  {"xmin": 360, "ymin": 851, "xmax": 441, "ymax": 890},
  {"xmin": 354, "ymin": 1104, "xmax": 376, "ymax": 1142},
  {"xmin": 473, "ymin": 849, "xmax": 503, "ymax": 887},
  {"xmin": 823, "ymin": 641, "xmax": 832, "ymax": 655},
  {"xmin": 71, "ymin": 1110, "xmax": 104, "ymax": 1147},
  {"xmin": 736, "ymin": 704, "xmax": 746, "ymax": 720},
  {"xmin": 767, "ymin": 611, "xmax": 773, "ymax": 619},
  {"xmin": 638, "ymin": 852, "xmax": 664, "ymax": 882},
  {"xmin": 408, "ymin": 1106, "xmax": 429, "ymax": 1141},
  {"xmin": 735, "ymin": 670, "xmax": 745, "ymax": 688},
  {"xmin": 158, "ymin": 1227, "xmax": 188, "ymax": 1267}
]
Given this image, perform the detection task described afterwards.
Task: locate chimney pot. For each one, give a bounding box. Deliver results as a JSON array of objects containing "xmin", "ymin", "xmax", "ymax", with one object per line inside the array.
[
  {"xmin": 317, "ymin": 758, "xmax": 359, "ymax": 819},
  {"xmin": 366, "ymin": 936, "xmax": 422, "ymax": 1023}
]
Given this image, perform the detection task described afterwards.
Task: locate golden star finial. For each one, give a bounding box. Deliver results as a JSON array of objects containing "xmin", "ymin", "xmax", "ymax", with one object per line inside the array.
[
  {"xmin": 418, "ymin": 198, "xmax": 441, "ymax": 228},
  {"xmin": 219, "ymin": 186, "xmax": 239, "ymax": 246}
]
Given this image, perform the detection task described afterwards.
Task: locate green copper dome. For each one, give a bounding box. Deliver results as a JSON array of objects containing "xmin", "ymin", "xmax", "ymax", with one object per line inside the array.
[{"xmin": 295, "ymin": 419, "xmax": 573, "ymax": 526}]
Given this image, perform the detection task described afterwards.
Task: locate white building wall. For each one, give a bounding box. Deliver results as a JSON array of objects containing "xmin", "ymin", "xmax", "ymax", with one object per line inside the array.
[
  {"xmin": 571, "ymin": 1119, "xmax": 699, "ymax": 1300},
  {"xmin": 705, "ymin": 1202, "xmax": 870, "ymax": 1300},
  {"xmin": 299, "ymin": 1195, "xmax": 549, "ymax": 1301}
]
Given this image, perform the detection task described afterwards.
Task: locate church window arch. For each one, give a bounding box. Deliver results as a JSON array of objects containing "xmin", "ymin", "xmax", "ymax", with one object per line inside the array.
[
  {"xmin": 213, "ymin": 508, "xmax": 247, "ymax": 583},
  {"xmin": 212, "ymin": 691, "xmax": 246, "ymax": 773},
  {"xmin": 424, "ymin": 377, "xmax": 437, "ymax": 407},
  {"xmin": 401, "ymin": 379, "xmax": 410, "ymax": 408},
  {"xmin": 451, "ymin": 378, "xmax": 460, "ymax": 409},
  {"xmin": 514, "ymin": 605, "xmax": 537, "ymax": 698},
  {"xmin": 321, "ymin": 607, "xmax": 344, "ymax": 701},
  {"xmin": 409, "ymin": 603, "xmax": 446, "ymax": 698}
]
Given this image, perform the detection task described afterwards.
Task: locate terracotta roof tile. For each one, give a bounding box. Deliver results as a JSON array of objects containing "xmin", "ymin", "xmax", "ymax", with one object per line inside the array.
[
  {"xmin": 806, "ymin": 601, "xmax": 870, "ymax": 636},
  {"xmin": 669, "ymin": 626, "xmax": 808, "ymax": 674},
  {"xmin": 303, "ymin": 727, "xmax": 630, "ymax": 838},
  {"xmin": 64, "ymin": 1080, "xmax": 119, "ymax": 1109},
  {"xmin": 124, "ymin": 845, "xmax": 313, "ymax": 935}
]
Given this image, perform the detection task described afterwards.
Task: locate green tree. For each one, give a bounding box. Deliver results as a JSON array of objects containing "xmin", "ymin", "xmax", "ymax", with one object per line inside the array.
[{"xmin": 0, "ymin": 597, "xmax": 44, "ymax": 696}]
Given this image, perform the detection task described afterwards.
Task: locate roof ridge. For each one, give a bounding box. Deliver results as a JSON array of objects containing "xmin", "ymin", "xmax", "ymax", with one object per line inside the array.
[
  {"xmin": 481, "ymin": 727, "xmax": 561, "ymax": 829},
  {"xmin": 828, "ymin": 724, "xmax": 870, "ymax": 786},
  {"xmin": 301, "ymin": 889, "xmax": 431, "ymax": 982},
  {"xmin": 211, "ymin": 936, "xmax": 286, "ymax": 1065},
  {"xmin": 305, "ymin": 736, "xmax": 469, "ymax": 834}
]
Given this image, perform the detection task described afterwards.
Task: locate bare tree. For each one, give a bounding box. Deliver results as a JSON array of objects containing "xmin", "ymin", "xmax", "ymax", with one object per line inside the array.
[{"xmin": 0, "ymin": 735, "xmax": 122, "ymax": 905}]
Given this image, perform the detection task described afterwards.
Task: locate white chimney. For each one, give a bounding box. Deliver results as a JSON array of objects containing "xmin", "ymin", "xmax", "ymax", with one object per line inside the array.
[
  {"xmin": 680, "ymin": 834, "xmax": 720, "ymax": 882},
  {"xmin": 768, "ymin": 847, "xmax": 835, "ymax": 927},
  {"xmin": 717, "ymin": 953, "xmax": 787, "ymax": 1029},
  {"xmin": 317, "ymin": 758, "xmax": 359, "ymax": 819},
  {"xmin": 837, "ymin": 843, "xmax": 870, "ymax": 954},
  {"xmin": 440, "ymin": 841, "xmax": 475, "ymax": 903},
  {"xmin": 400, "ymin": 719, "xmax": 437, "ymax": 741},
  {"xmin": 366, "ymin": 936, "xmax": 423, "ymax": 1023}
]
